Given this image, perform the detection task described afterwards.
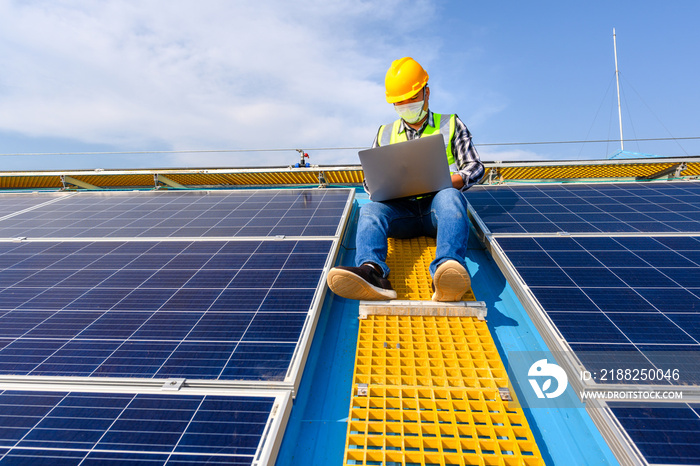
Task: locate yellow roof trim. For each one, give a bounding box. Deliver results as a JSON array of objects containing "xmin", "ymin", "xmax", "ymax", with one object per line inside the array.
[{"xmin": 0, "ymin": 158, "xmax": 697, "ymax": 190}]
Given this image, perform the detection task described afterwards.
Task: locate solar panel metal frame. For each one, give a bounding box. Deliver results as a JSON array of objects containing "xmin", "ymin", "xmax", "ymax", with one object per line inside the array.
[
  {"xmin": 0, "ymin": 382, "xmax": 292, "ymax": 466},
  {"xmin": 585, "ymin": 398, "xmax": 650, "ymax": 466}
]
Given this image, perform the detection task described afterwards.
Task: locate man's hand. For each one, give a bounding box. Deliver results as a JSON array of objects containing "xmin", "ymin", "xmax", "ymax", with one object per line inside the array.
[{"xmin": 451, "ymin": 173, "xmax": 464, "ymax": 189}]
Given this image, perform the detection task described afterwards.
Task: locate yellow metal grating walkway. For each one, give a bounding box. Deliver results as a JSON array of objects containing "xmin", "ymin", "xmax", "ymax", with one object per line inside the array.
[
  {"xmin": 386, "ymin": 237, "xmax": 476, "ymax": 302},
  {"xmin": 353, "ymin": 316, "xmax": 507, "ymax": 390},
  {"xmin": 344, "ymin": 239, "xmax": 544, "ymax": 466}
]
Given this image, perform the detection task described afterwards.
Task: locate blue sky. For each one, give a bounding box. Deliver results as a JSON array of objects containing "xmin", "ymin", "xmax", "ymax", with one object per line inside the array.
[{"xmin": 1, "ymin": 0, "xmax": 698, "ymax": 171}]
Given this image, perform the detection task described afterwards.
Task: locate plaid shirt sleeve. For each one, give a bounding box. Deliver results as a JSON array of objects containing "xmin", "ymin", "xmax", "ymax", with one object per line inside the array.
[{"xmin": 451, "ymin": 114, "xmax": 484, "ymax": 191}]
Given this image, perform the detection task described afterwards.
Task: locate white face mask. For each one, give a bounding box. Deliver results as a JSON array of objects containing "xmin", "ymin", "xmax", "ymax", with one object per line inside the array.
[{"xmin": 394, "ymin": 100, "xmax": 427, "ymax": 124}]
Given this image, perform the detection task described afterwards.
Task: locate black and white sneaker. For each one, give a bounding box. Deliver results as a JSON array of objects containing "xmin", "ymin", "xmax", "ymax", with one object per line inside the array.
[{"xmin": 327, "ymin": 264, "xmax": 397, "ymax": 300}]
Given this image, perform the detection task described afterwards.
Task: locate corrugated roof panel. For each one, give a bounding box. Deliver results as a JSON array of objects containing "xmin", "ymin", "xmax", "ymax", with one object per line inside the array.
[
  {"xmin": 325, "ymin": 169, "xmax": 364, "ymax": 184},
  {"xmin": 499, "ymin": 162, "xmax": 678, "ymax": 180},
  {"xmin": 683, "ymin": 161, "xmax": 700, "ymax": 176},
  {"xmin": 163, "ymin": 172, "xmax": 231, "ymax": 186},
  {"xmin": 73, "ymin": 174, "xmax": 155, "ymax": 188},
  {"xmin": 0, "ymin": 175, "xmax": 62, "ymax": 190}
]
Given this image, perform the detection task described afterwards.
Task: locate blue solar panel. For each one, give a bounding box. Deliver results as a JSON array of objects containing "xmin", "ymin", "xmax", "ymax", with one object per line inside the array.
[
  {"xmin": 0, "ymin": 390, "xmax": 278, "ymax": 465},
  {"xmin": 467, "ymin": 181, "xmax": 700, "ymax": 234},
  {"xmin": 0, "ymin": 239, "xmax": 332, "ymax": 380},
  {"xmin": 466, "ymin": 181, "xmax": 700, "ymax": 464},
  {"xmin": 0, "ymin": 194, "xmax": 68, "ymax": 219},
  {"xmin": 0, "ymin": 187, "xmax": 350, "ymax": 464},
  {"xmin": 0, "ymin": 189, "xmax": 351, "ymax": 238},
  {"xmin": 496, "ymin": 235, "xmax": 700, "ymax": 384},
  {"xmin": 608, "ymin": 402, "xmax": 700, "ymax": 465}
]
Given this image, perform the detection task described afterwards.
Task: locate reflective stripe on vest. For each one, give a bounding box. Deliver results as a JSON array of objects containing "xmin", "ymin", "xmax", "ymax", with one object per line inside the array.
[{"xmin": 377, "ymin": 114, "xmax": 458, "ymax": 173}]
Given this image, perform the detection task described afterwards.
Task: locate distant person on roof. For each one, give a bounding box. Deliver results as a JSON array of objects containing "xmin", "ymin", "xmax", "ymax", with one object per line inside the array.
[{"xmin": 327, "ymin": 57, "xmax": 484, "ymax": 301}]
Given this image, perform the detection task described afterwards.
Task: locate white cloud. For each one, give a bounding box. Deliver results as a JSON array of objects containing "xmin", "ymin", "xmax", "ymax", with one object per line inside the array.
[{"xmin": 0, "ymin": 0, "xmax": 447, "ymax": 168}]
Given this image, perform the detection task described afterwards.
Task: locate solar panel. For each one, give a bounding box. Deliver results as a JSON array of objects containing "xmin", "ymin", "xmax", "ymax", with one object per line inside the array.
[
  {"xmin": 0, "ymin": 239, "xmax": 333, "ymax": 380},
  {"xmin": 0, "ymin": 189, "xmax": 352, "ymax": 238},
  {"xmin": 0, "ymin": 389, "xmax": 288, "ymax": 465},
  {"xmin": 0, "ymin": 187, "xmax": 352, "ymax": 464},
  {"xmin": 0, "ymin": 193, "xmax": 68, "ymax": 219},
  {"xmin": 467, "ymin": 181, "xmax": 700, "ymax": 234},
  {"xmin": 468, "ymin": 181, "xmax": 700, "ymax": 465},
  {"xmin": 495, "ymin": 235, "xmax": 700, "ymax": 385},
  {"xmin": 608, "ymin": 402, "xmax": 700, "ymax": 465}
]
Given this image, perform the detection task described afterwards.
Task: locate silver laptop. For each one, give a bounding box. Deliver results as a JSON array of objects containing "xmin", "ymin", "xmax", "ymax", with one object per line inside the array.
[{"xmin": 359, "ymin": 133, "xmax": 452, "ymax": 202}]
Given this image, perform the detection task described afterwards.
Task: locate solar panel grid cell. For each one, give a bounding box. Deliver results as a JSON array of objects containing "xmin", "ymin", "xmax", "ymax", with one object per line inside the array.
[
  {"xmin": 0, "ymin": 390, "xmax": 276, "ymax": 465},
  {"xmin": 496, "ymin": 234, "xmax": 700, "ymax": 384},
  {"xmin": 0, "ymin": 195, "xmax": 69, "ymax": 220},
  {"xmin": 609, "ymin": 402, "xmax": 700, "ymax": 465},
  {"xmin": 468, "ymin": 181, "xmax": 700, "ymax": 234},
  {"xmin": 0, "ymin": 188, "xmax": 351, "ymax": 464},
  {"xmin": 0, "ymin": 239, "xmax": 332, "ymax": 379},
  {"xmin": 0, "ymin": 189, "xmax": 350, "ymax": 238}
]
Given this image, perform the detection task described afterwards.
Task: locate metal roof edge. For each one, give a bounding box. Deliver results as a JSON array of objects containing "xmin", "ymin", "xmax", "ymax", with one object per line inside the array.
[
  {"xmin": 2, "ymin": 156, "xmax": 699, "ymax": 191},
  {"xmin": 2, "ymin": 155, "xmax": 699, "ymax": 177},
  {"xmin": 481, "ymin": 155, "xmax": 700, "ymax": 168}
]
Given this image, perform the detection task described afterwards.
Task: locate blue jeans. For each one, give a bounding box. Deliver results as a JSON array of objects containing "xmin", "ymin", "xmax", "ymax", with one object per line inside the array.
[{"xmin": 355, "ymin": 188, "xmax": 470, "ymax": 278}]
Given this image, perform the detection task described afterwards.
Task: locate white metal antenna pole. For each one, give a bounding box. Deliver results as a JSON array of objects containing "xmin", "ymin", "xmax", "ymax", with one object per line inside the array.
[{"xmin": 613, "ymin": 28, "xmax": 624, "ymax": 151}]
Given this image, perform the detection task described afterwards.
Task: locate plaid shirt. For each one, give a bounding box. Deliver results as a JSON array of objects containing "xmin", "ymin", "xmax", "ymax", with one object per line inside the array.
[{"xmin": 368, "ymin": 111, "xmax": 484, "ymax": 193}]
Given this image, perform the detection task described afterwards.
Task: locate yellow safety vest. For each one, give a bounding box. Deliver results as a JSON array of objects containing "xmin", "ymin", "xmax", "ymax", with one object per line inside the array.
[{"xmin": 376, "ymin": 113, "xmax": 458, "ymax": 173}]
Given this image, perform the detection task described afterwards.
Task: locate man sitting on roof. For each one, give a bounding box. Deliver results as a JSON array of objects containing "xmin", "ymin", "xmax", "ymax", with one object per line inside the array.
[{"xmin": 327, "ymin": 57, "xmax": 484, "ymax": 302}]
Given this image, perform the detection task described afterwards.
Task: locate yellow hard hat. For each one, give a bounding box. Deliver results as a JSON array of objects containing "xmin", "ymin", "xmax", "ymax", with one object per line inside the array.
[{"xmin": 384, "ymin": 57, "xmax": 429, "ymax": 103}]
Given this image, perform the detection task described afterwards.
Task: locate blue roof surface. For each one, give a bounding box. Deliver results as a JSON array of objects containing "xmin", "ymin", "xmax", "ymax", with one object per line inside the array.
[{"xmin": 277, "ymin": 195, "xmax": 619, "ymax": 465}]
